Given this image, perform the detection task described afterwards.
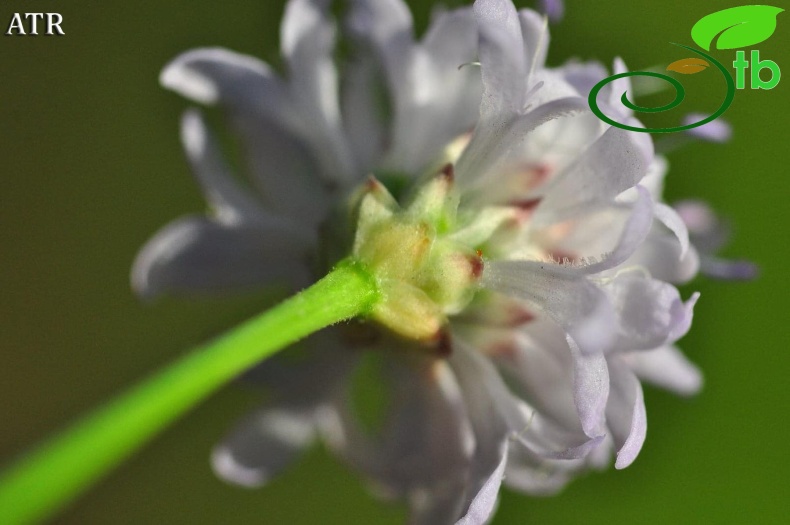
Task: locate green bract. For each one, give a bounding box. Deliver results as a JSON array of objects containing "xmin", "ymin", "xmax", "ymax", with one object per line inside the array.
[{"xmin": 351, "ymin": 169, "xmax": 486, "ymax": 341}]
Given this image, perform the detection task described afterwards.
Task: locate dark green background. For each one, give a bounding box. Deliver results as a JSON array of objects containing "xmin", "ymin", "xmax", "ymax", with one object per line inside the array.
[{"xmin": 1, "ymin": 1, "xmax": 787, "ymax": 523}]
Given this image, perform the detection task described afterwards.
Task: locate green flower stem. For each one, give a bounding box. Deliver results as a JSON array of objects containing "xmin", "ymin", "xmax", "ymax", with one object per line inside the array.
[{"xmin": 0, "ymin": 259, "xmax": 379, "ymax": 525}]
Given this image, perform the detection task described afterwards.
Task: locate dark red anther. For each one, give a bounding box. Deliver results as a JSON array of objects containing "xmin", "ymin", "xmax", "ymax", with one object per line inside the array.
[
  {"xmin": 469, "ymin": 252, "xmax": 485, "ymax": 279},
  {"xmin": 439, "ymin": 163, "xmax": 455, "ymax": 183},
  {"xmin": 434, "ymin": 329, "xmax": 453, "ymax": 358},
  {"xmin": 510, "ymin": 198, "xmax": 542, "ymax": 211},
  {"xmin": 366, "ymin": 175, "xmax": 383, "ymax": 191},
  {"xmin": 507, "ymin": 306, "xmax": 535, "ymax": 327}
]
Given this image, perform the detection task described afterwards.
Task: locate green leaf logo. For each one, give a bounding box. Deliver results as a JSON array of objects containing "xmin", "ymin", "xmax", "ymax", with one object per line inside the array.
[
  {"xmin": 667, "ymin": 58, "xmax": 710, "ymax": 74},
  {"xmin": 691, "ymin": 5, "xmax": 784, "ymax": 51}
]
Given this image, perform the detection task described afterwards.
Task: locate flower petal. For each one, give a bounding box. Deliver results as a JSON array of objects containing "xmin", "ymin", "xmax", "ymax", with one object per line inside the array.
[
  {"xmin": 503, "ymin": 444, "xmax": 575, "ymax": 496},
  {"xmin": 211, "ymin": 406, "xmax": 316, "ymax": 488},
  {"xmin": 423, "ymin": 7, "xmax": 479, "ymax": 70},
  {"xmin": 451, "ymin": 335, "xmax": 601, "ymax": 456},
  {"xmin": 340, "ymin": 50, "xmax": 389, "ymax": 174},
  {"xmin": 455, "ymin": 441, "xmax": 507, "ymax": 525},
  {"xmin": 488, "ymin": 319, "xmax": 581, "ymax": 431},
  {"xmin": 281, "ymin": 0, "xmax": 356, "ymax": 182},
  {"xmin": 654, "ymin": 202, "xmax": 690, "ymax": 258},
  {"xmin": 538, "ymin": 0, "xmax": 565, "ymax": 22},
  {"xmin": 474, "ymin": 0, "xmax": 527, "ymax": 115},
  {"xmin": 621, "ymin": 345, "xmax": 703, "ymax": 396},
  {"xmin": 532, "ymin": 125, "xmax": 653, "ymax": 225},
  {"xmin": 483, "ymin": 261, "xmax": 616, "ymax": 356},
  {"xmin": 447, "ymin": 340, "xmax": 511, "ymax": 522},
  {"xmin": 625, "ymin": 230, "xmax": 700, "ymax": 284},
  {"xmin": 179, "ymin": 110, "xmax": 308, "ymax": 233},
  {"xmin": 560, "ymin": 61, "xmax": 609, "ymax": 96},
  {"xmin": 160, "ymin": 47, "xmax": 289, "ymax": 110},
  {"xmin": 673, "ymin": 200, "xmax": 724, "ymax": 251},
  {"xmin": 160, "ymin": 48, "xmax": 332, "ymax": 226},
  {"xmin": 242, "ymin": 327, "xmax": 358, "ymax": 405},
  {"xmin": 324, "ymin": 355, "xmax": 473, "ymax": 521},
  {"xmin": 682, "ymin": 112, "xmax": 732, "ymax": 143},
  {"xmin": 567, "ymin": 335, "xmax": 610, "ymax": 437},
  {"xmin": 603, "ymin": 58, "xmax": 634, "ymax": 119},
  {"xmin": 131, "ymin": 216, "xmax": 310, "ymax": 299},
  {"xmin": 381, "ymin": 8, "xmax": 482, "ymax": 173},
  {"xmin": 519, "ymin": 9, "xmax": 550, "ymax": 75},
  {"xmin": 605, "ymin": 359, "xmax": 647, "ymax": 469},
  {"xmin": 457, "ymin": 96, "xmax": 590, "ymax": 198},
  {"xmin": 602, "ymin": 274, "xmax": 699, "ymax": 351},
  {"xmin": 576, "ymin": 185, "xmax": 655, "ymax": 274},
  {"xmin": 699, "ymin": 257, "xmax": 759, "ymax": 280},
  {"xmin": 346, "ymin": 0, "xmax": 413, "ymax": 54}
]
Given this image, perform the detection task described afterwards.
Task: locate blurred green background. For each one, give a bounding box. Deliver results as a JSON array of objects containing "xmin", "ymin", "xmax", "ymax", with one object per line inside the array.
[{"xmin": 1, "ymin": 0, "xmax": 787, "ymax": 523}]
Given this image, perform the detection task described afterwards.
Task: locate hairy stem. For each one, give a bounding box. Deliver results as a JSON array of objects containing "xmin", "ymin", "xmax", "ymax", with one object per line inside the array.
[{"xmin": 0, "ymin": 259, "xmax": 379, "ymax": 524}]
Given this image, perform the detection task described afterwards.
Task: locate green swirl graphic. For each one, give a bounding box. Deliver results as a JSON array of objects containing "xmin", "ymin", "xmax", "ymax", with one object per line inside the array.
[{"xmin": 588, "ymin": 44, "xmax": 735, "ymax": 133}]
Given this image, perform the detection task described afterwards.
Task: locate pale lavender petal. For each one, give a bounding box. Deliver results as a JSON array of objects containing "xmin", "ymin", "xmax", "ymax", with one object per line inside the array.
[
  {"xmin": 483, "ymin": 261, "xmax": 616, "ymax": 356},
  {"xmin": 674, "ymin": 201, "xmax": 758, "ymax": 279},
  {"xmin": 669, "ymin": 291, "xmax": 699, "ymax": 342},
  {"xmin": 654, "ymin": 202, "xmax": 690, "ymax": 257},
  {"xmin": 488, "ymin": 322, "xmax": 581, "ymax": 431},
  {"xmin": 179, "ymin": 109, "xmax": 259, "ymax": 223},
  {"xmin": 179, "ymin": 110, "xmax": 312, "ymax": 236},
  {"xmin": 160, "ymin": 47, "xmax": 290, "ymax": 114},
  {"xmin": 455, "ymin": 441, "xmax": 507, "ymax": 525},
  {"xmin": 281, "ymin": 0, "xmax": 356, "ymax": 181},
  {"xmin": 346, "ymin": 0, "xmax": 413, "ymax": 49},
  {"xmin": 568, "ymin": 335, "xmax": 610, "ymax": 437},
  {"xmin": 242, "ymin": 327, "xmax": 358, "ymax": 406},
  {"xmin": 382, "ymin": 8, "xmax": 482, "ymax": 174},
  {"xmin": 699, "ymin": 257, "xmax": 759, "ymax": 280},
  {"xmin": 160, "ymin": 48, "xmax": 332, "ymax": 226},
  {"xmin": 603, "ymin": 58, "xmax": 633, "ymax": 119},
  {"xmin": 236, "ymin": 119, "xmax": 332, "ymax": 227},
  {"xmin": 605, "ymin": 360, "xmax": 647, "ymax": 469},
  {"xmin": 621, "ymin": 345, "xmax": 703, "ymax": 396},
  {"xmin": 538, "ymin": 0, "xmax": 564, "ymax": 23},
  {"xmin": 532, "ymin": 125, "xmax": 653, "ymax": 225},
  {"xmin": 602, "ymin": 274, "xmax": 699, "ymax": 351},
  {"xmin": 345, "ymin": 0, "xmax": 413, "ymax": 86},
  {"xmin": 560, "ymin": 61, "xmax": 608, "ymax": 96},
  {"xmin": 340, "ymin": 51, "xmax": 388, "ymax": 173},
  {"xmin": 326, "ymin": 356, "xmax": 473, "ymax": 512},
  {"xmin": 673, "ymin": 200, "xmax": 719, "ymax": 240},
  {"xmin": 451, "ymin": 335, "xmax": 599, "ymax": 457},
  {"xmin": 580, "ymin": 186, "xmax": 654, "ymax": 274},
  {"xmin": 682, "ymin": 113, "xmax": 732, "ymax": 143},
  {"xmin": 625, "ymin": 231, "xmax": 700, "ymax": 284},
  {"xmin": 382, "ymin": 359, "xmax": 474, "ymax": 490},
  {"xmin": 474, "ymin": 0, "xmax": 527, "ymax": 115},
  {"xmin": 423, "ymin": 7, "xmax": 478, "ymax": 68},
  {"xmin": 280, "ymin": 0, "xmax": 332, "ymax": 57},
  {"xmin": 131, "ymin": 216, "xmax": 310, "ymax": 299},
  {"xmin": 519, "ymin": 9, "xmax": 550, "ymax": 74},
  {"xmin": 503, "ymin": 445, "xmax": 573, "ymax": 495},
  {"xmin": 457, "ymin": 96, "xmax": 589, "ymax": 196},
  {"xmin": 211, "ymin": 407, "xmax": 316, "ymax": 487},
  {"xmin": 447, "ymin": 340, "xmax": 510, "ymax": 519},
  {"xmin": 410, "ymin": 489, "xmax": 470, "ymax": 525},
  {"xmin": 638, "ymin": 156, "xmax": 668, "ymax": 199}
]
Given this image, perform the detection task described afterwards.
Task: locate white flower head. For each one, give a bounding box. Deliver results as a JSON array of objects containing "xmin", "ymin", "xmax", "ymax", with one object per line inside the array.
[{"xmin": 133, "ymin": 0, "xmax": 711, "ymax": 523}]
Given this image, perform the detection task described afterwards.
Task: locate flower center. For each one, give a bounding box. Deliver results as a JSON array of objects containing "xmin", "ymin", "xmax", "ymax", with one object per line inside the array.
[{"xmin": 349, "ymin": 168, "xmax": 484, "ymax": 342}]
